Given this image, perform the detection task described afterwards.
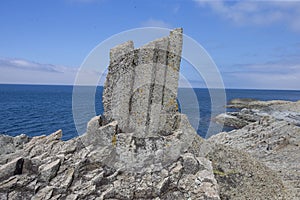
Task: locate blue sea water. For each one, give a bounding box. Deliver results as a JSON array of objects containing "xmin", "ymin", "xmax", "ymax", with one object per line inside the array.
[{"xmin": 0, "ymin": 84, "xmax": 299, "ymax": 140}]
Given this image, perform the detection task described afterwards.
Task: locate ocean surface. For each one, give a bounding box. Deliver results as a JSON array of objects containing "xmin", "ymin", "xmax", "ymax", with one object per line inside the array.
[{"xmin": 0, "ymin": 84, "xmax": 300, "ymax": 140}]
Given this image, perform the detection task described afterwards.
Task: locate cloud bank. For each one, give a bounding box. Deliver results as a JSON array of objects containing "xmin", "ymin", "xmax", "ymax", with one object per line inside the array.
[
  {"xmin": 195, "ymin": 0, "xmax": 300, "ymax": 32},
  {"xmin": 1, "ymin": 57, "xmax": 299, "ymax": 90},
  {"xmin": 141, "ymin": 19, "xmax": 172, "ymax": 28},
  {"xmin": 223, "ymin": 60, "xmax": 300, "ymax": 90},
  {"xmin": 0, "ymin": 58, "xmax": 101, "ymax": 85}
]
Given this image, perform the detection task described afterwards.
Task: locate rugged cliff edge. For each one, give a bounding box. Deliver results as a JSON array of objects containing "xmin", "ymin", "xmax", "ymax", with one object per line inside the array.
[{"xmin": 0, "ymin": 29, "xmax": 294, "ymax": 200}]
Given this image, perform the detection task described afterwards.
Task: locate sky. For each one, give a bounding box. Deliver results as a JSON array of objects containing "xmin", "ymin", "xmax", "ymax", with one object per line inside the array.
[{"xmin": 0, "ymin": 0, "xmax": 300, "ymax": 90}]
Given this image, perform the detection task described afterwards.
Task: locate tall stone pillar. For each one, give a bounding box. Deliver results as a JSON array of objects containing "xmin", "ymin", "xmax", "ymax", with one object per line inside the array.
[{"xmin": 103, "ymin": 28, "xmax": 183, "ymax": 136}]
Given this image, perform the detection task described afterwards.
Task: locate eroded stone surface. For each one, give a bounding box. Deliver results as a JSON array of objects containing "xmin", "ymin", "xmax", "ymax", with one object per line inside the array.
[
  {"xmin": 103, "ymin": 28, "xmax": 183, "ymax": 136},
  {"xmin": 210, "ymin": 99, "xmax": 300, "ymax": 199}
]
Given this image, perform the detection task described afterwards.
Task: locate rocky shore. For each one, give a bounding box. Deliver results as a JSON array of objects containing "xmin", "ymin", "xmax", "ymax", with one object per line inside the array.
[
  {"xmin": 215, "ymin": 98, "xmax": 300, "ymax": 129},
  {"xmin": 0, "ymin": 29, "xmax": 299, "ymax": 199},
  {"xmin": 212, "ymin": 98, "xmax": 300, "ymax": 199}
]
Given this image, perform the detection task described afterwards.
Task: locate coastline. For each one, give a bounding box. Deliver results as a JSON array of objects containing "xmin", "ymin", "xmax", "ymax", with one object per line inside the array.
[
  {"xmin": 1, "ymin": 85, "xmax": 300, "ymax": 140},
  {"xmin": 0, "ymin": 98, "xmax": 299, "ymax": 199},
  {"xmin": 211, "ymin": 99, "xmax": 300, "ymax": 199}
]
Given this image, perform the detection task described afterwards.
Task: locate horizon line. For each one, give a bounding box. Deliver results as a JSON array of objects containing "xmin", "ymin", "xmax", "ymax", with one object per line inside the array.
[{"xmin": 0, "ymin": 82, "xmax": 300, "ymax": 91}]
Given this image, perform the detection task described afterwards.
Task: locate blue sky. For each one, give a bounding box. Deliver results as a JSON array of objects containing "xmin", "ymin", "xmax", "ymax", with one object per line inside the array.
[{"xmin": 0, "ymin": 0, "xmax": 300, "ymax": 89}]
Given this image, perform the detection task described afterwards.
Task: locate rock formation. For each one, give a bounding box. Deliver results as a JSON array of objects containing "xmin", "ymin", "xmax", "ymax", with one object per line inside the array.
[
  {"xmin": 215, "ymin": 99, "xmax": 300, "ymax": 129},
  {"xmin": 211, "ymin": 99, "xmax": 300, "ymax": 199},
  {"xmin": 0, "ymin": 28, "xmax": 220, "ymax": 200},
  {"xmin": 102, "ymin": 28, "xmax": 182, "ymax": 136},
  {"xmin": 0, "ymin": 29, "xmax": 295, "ymax": 200}
]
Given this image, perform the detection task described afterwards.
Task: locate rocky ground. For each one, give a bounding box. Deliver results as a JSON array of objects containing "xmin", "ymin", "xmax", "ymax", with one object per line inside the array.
[
  {"xmin": 0, "ymin": 101, "xmax": 297, "ymax": 199},
  {"xmin": 212, "ymin": 99, "xmax": 300, "ymax": 199},
  {"xmin": 0, "ymin": 113, "xmax": 290, "ymax": 200},
  {"xmin": 0, "ymin": 115, "xmax": 222, "ymax": 200},
  {"xmin": 215, "ymin": 99, "xmax": 300, "ymax": 129}
]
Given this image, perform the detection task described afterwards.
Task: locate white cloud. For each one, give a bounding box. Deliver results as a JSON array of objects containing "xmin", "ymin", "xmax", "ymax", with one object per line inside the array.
[
  {"xmin": 2, "ymin": 57, "xmax": 299, "ymax": 90},
  {"xmin": 141, "ymin": 19, "xmax": 172, "ymax": 28},
  {"xmin": 0, "ymin": 58, "xmax": 67, "ymax": 73},
  {"xmin": 226, "ymin": 71, "xmax": 300, "ymax": 90},
  {"xmin": 194, "ymin": 0, "xmax": 300, "ymax": 32},
  {"xmin": 0, "ymin": 58, "xmax": 102, "ymax": 85},
  {"xmin": 223, "ymin": 61, "xmax": 300, "ymax": 90}
]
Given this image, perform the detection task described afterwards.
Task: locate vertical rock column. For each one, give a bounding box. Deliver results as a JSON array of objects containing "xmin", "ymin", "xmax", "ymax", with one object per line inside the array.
[
  {"xmin": 103, "ymin": 41, "xmax": 135, "ymax": 132},
  {"xmin": 128, "ymin": 41, "xmax": 157, "ymax": 135},
  {"xmin": 160, "ymin": 28, "xmax": 183, "ymax": 134},
  {"xmin": 103, "ymin": 28, "xmax": 183, "ymax": 136},
  {"xmin": 147, "ymin": 37, "xmax": 169, "ymax": 134}
]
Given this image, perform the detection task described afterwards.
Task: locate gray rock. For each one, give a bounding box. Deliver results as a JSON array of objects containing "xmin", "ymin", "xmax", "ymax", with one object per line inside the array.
[
  {"xmin": 45, "ymin": 129, "xmax": 62, "ymax": 141},
  {"xmin": 38, "ymin": 159, "xmax": 61, "ymax": 183},
  {"xmin": 210, "ymin": 100, "xmax": 300, "ymax": 199},
  {"xmin": 8, "ymin": 190, "xmax": 33, "ymax": 200},
  {"xmin": 65, "ymin": 194, "xmax": 78, "ymax": 200},
  {"xmin": 206, "ymin": 144, "xmax": 286, "ymax": 200},
  {"xmin": 182, "ymin": 153, "xmax": 199, "ymax": 174},
  {"xmin": 103, "ymin": 28, "xmax": 183, "ymax": 136},
  {"xmin": 0, "ymin": 134, "xmax": 29, "ymax": 156},
  {"xmin": 0, "ymin": 157, "xmax": 24, "ymax": 182},
  {"xmin": 216, "ymin": 99, "xmax": 300, "ymax": 129},
  {"xmin": 0, "ymin": 193, "xmax": 7, "ymax": 200},
  {"xmin": 33, "ymin": 186, "xmax": 54, "ymax": 200},
  {"xmin": 103, "ymin": 40, "xmax": 135, "ymax": 133},
  {"xmin": 61, "ymin": 168, "xmax": 74, "ymax": 189},
  {"xmin": 215, "ymin": 113, "xmax": 249, "ymax": 129},
  {"xmin": 80, "ymin": 116, "xmax": 118, "ymax": 148},
  {"xmin": 227, "ymin": 98, "xmax": 290, "ymax": 109}
]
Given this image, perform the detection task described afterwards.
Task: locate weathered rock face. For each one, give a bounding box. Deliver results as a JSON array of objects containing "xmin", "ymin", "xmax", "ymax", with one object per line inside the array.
[
  {"xmin": 210, "ymin": 99, "xmax": 300, "ymax": 199},
  {"xmin": 0, "ymin": 134, "xmax": 29, "ymax": 156},
  {"xmin": 207, "ymin": 144, "xmax": 286, "ymax": 200},
  {"xmin": 103, "ymin": 28, "xmax": 182, "ymax": 136}
]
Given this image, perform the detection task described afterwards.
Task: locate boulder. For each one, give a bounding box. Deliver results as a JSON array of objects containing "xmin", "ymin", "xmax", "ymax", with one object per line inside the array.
[{"xmin": 0, "ymin": 157, "xmax": 24, "ymax": 182}]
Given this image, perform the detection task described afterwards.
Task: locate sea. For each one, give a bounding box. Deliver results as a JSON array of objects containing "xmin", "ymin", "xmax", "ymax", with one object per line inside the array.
[{"xmin": 0, "ymin": 84, "xmax": 300, "ymax": 140}]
